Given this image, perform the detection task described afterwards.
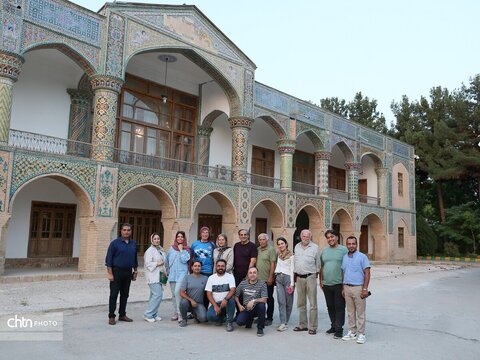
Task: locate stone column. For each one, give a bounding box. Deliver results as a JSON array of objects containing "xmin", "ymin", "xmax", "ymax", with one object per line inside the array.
[
  {"xmin": 315, "ymin": 151, "xmax": 331, "ymax": 195},
  {"xmin": 228, "ymin": 117, "xmax": 252, "ymax": 182},
  {"xmin": 89, "ymin": 75, "xmax": 124, "ymax": 162},
  {"xmin": 345, "ymin": 162, "xmax": 360, "ymax": 202},
  {"xmin": 375, "ymin": 167, "xmax": 388, "ymax": 206},
  {"xmin": 197, "ymin": 125, "xmax": 213, "ymax": 176},
  {"xmin": 277, "ymin": 139, "xmax": 296, "ymax": 191},
  {"xmin": 0, "ymin": 51, "xmax": 24, "ymax": 144},
  {"xmin": 67, "ymin": 89, "xmax": 91, "ymax": 155}
]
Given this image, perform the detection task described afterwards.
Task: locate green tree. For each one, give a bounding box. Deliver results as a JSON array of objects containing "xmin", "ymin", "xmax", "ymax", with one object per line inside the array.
[
  {"xmin": 436, "ymin": 202, "xmax": 480, "ymax": 255},
  {"xmin": 320, "ymin": 97, "xmax": 348, "ymax": 118}
]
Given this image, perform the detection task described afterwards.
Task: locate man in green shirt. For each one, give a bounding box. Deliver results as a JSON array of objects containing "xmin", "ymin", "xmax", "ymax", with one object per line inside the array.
[
  {"xmin": 320, "ymin": 229, "xmax": 348, "ymax": 339},
  {"xmin": 257, "ymin": 233, "xmax": 277, "ymax": 326}
]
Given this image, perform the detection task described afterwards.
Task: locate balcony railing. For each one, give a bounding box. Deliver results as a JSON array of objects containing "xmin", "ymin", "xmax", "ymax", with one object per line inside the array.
[
  {"xmin": 247, "ymin": 173, "xmax": 281, "ymax": 189},
  {"xmin": 8, "ymin": 130, "xmax": 380, "ymax": 205},
  {"xmin": 329, "ymin": 188, "xmax": 349, "ymax": 202},
  {"xmin": 292, "ymin": 181, "xmax": 319, "ymax": 195},
  {"xmin": 359, "ymin": 194, "xmax": 381, "ymax": 205}
]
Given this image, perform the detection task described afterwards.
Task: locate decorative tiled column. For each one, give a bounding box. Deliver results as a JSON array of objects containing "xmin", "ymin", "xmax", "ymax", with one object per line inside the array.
[
  {"xmin": 345, "ymin": 162, "xmax": 360, "ymax": 202},
  {"xmin": 0, "ymin": 51, "xmax": 23, "ymax": 144},
  {"xmin": 90, "ymin": 75, "xmax": 123, "ymax": 161},
  {"xmin": 197, "ymin": 125, "xmax": 213, "ymax": 175},
  {"xmin": 315, "ymin": 151, "xmax": 331, "ymax": 195},
  {"xmin": 67, "ymin": 89, "xmax": 91, "ymax": 155},
  {"xmin": 277, "ymin": 139, "xmax": 296, "ymax": 191},
  {"xmin": 375, "ymin": 167, "xmax": 388, "ymax": 206},
  {"xmin": 229, "ymin": 117, "xmax": 252, "ymax": 182}
]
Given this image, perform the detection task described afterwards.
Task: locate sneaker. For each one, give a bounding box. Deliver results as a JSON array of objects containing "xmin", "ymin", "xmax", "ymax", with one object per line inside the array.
[
  {"xmin": 356, "ymin": 334, "xmax": 366, "ymax": 344},
  {"xmin": 177, "ymin": 313, "xmax": 183, "ymax": 322},
  {"xmin": 143, "ymin": 316, "xmax": 155, "ymax": 323},
  {"xmin": 277, "ymin": 324, "xmax": 288, "ymax": 332},
  {"xmin": 334, "ymin": 332, "xmax": 343, "ymax": 339},
  {"xmin": 326, "ymin": 327, "xmax": 335, "ymax": 334},
  {"xmin": 342, "ymin": 331, "xmax": 357, "ymax": 341},
  {"xmin": 170, "ymin": 314, "xmax": 178, "ymax": 321},
  {"xmin": 179, "ymin": 319, "xmax": 187, "ymax": 327},
  {"xmin": 265, "ymin": 319, "xmax": 273, "ymax": 326},
  {"xmin": 155, "ymin": 316, "xmax": 162, "ymax": 321},
  {"xmin": 257, "ymin": 328, "xmax": 264, "ymax": 337},
  {"xmin": 226, "ymin": 322, "xmax": 234, "ymax": 332}
]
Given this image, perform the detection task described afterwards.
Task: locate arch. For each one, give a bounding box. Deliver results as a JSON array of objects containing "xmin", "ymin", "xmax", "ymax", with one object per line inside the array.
[
  {"xmin": 9, "ymin": 174, "xmax": 93, "ymax": 217},
  {"xmin": 360, "ymin": 152, "xmax": 383, "ymax": 168},
  {"xmin": 202, "ymin": 110, "xmax": 228, "ymax": 128},
  {"xmin": 125, "ymin": 47, "xmax": 242, "ymax": 117},
  {"xmin": 194, "ymin": 191, "xmax": 237, "ymax": 226},
  {"xmin": 255, "ymin": 115, "xmax": 287, "ymax": 140},
  {"xmin": 296, "ymin": 128, "xmax": 325, "ymax": 151},
  {"xmin": 332, "ymin": 208, "xmax": 354, "ymax": 244},
  {"xmin": 331, "ymin": 141, "xmax": 354, "ymax": 162},
  {"xmin": 251, "ymin": 198, "xmax": 284, "ymax": 228},
  {"xmin": 296, "ymin": 204, "xmax": 323, "ymax": 230},
  {"xmin": 117, "ymin": 183, "xmax": 177, "ymax": 220},
  {"xmin": 295, "ymin": 204, "xmax": 324, "ymax": 246},
  {"xmin": 22, "ymin": 43, "xmax": 97, "ymax": 76},
  {"xmin": 359, "ymin": 213, "xmax": 386, "ymax": 260}
]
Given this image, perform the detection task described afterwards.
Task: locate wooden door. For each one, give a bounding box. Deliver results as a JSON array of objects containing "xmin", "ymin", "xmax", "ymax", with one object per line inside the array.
[
  {"xmin": 359, "ymin": 179, "xmax": 367, "ymax": 203},
  {"xmin": 119, "ymin": 208, "xmax": 162, "ymax": 253},
  {"xmin": 28, "ymin": 202, "xmax": 76, "ymax": 258},
  {"xmin": 254, "ymin": 218, "xmax": 267, "ymax": 246},
  {"xmin": 197, "ymin": 214, "xmax": 222, "ymax": 242},
  {"xmin": 360, "ymin": 225, "xmax": 369, "ymax": 255}
]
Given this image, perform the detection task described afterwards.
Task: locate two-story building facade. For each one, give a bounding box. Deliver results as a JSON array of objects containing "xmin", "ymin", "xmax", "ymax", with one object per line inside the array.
[{"xmin": 0, "ymin": 0, "xmax": 416, "ymax": 274}]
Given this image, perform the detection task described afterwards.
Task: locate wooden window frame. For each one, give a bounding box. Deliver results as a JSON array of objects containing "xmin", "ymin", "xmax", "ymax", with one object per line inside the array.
[{"xmin": 398, "ymin": 227, "xmax": 405, "ymax": 248}]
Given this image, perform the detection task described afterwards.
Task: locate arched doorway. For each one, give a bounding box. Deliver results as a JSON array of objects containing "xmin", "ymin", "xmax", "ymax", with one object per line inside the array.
[
  {"xmin": 332, "ymin": 208, "xmax": 353, "ymax": 245},
  {"xmin": 294, "ymin": 205, "xmax": 323, "ymax": 247},
  {"xmin": 359, "ymin": 213, "xmax": 385, "ymax": 260},
  {"xmin": 193, "ymin": 192, "xmax": 236, "ymax": 245},
  {"xmin": 6, "ymin": 175, "xmax": 93, "ymax": 269},
  {"xmin": 117, "ymin": 184, "xmax": 176, "ymax": 251},
  {"xmin": 250, "ymin": 199, "xmax": 283, "ymax": 246}
]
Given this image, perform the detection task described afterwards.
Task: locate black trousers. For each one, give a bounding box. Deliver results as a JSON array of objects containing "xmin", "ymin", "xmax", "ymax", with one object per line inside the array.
[
  {"xmin": 266, "ymin": 284, "xmax": 275, "ymax": 321},
  {"xmin": 322, "ymin": 284, "xmax": 345, "ymax": 332},
  {"xmin": 109, "ymin": 268, "xmax": 132, "ymax": 318}
]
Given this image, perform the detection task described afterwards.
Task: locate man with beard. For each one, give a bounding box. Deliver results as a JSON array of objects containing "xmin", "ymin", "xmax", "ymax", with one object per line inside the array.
[
  {"xmin": 205, "ymin": 259, "xmax": 236, "ymax": 332},
  {"xmin": 179, "ymin": 260, "xmax": 208, "ymax": 327}
]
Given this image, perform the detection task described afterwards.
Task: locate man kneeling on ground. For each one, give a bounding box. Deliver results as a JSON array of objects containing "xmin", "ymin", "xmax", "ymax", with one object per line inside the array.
[
  {"xmin": 235, "ymin": 267, "xmax": 268, "ymax": 337},
  {"xmin": 179, "ymin": 260, "xmax": 208, "ymax": 327}
]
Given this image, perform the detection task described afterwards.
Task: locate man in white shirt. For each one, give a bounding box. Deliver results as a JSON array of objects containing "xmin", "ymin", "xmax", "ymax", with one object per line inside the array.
[{"xmin": 205, "ymin": 259, "xmax": 236, "ymax": 332}]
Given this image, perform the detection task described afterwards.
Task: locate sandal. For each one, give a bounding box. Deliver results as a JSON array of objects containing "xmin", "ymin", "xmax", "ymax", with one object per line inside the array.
[
  {"xmin": 308, "ymin": 329, "xmax": 317, "ymax": 335},
  {"xmin": 293, "ymin": 326, "xmax": 308, "ymax": 332}
]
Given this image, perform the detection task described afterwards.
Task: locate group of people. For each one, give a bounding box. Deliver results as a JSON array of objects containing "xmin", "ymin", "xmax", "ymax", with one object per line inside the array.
[{"xmin": 105, "ymin": 224, "xmax": 371, "ymax": 342}]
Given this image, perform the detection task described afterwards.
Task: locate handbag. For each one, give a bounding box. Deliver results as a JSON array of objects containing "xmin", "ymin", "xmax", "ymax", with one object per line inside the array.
[{"xmin": 159, "ymin": 271, "xmax": 168, "ymax": 285}]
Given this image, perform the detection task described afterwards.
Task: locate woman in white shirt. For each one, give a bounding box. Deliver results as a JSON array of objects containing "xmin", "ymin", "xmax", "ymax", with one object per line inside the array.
[
  {"xmin": 143, "ymin": 233, "xmax": 167, "ymax": 322},
  {"xmin": 274, "ymin": 236, "xmax": 295, "ymax": 331}
]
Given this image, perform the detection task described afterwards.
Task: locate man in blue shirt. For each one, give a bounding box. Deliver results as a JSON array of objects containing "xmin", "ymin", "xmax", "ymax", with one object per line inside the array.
[
  {"xmin": 191, "ymin": 226, "xmax": 215, "ymax": 276},
  {"xmin": 105, "ymin": 223, "xmax": 138, "ymax": 325},
  {"xmin": 341, "ymin": 235, "xmax": 370, "ymax": 344}
]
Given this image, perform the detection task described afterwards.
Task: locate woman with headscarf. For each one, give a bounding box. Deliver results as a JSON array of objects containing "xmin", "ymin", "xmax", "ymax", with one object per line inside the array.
[
  {"xmin": 213, "ymin": 233, "xmax": 234, "ymax": 273},
  {"xmin": 274, "ymin": 236, "xmax": 295, "ymax": 331},
  {"xmin": 167, "ymin": 230, "xmax": 191, "ymax": 321},
  {"xmin": 143, "ymin": 233, "xmax": 167, "ymax": 322}
]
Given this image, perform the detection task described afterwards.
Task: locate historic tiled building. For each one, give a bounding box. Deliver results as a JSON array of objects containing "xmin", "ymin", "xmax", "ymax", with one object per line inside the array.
[{"xmin": 0, "ymin": 0, "xmax": 416, "ymax": 274}]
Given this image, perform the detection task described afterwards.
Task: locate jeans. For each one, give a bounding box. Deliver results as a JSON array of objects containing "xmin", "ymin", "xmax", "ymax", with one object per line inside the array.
[
  {"xmin": 276, "ymin": 273, "xmax": 294, "ymax": 324},
  {"xmin": 179, "ymin": 298, "xmax": 207, "ymax": 322},
  {"xmin": 236, "ymin": 303, "xmax": 266, "ymax": 329},
  {"xmin": 322, "ymin": 284, "xmax": 345, "ymax": 332},
  {"xmin": 296, "ymin": 274, "xmax": 318, "ymax": 330},
  {"xmin": 144, "ymin": 282, "xmax": 163, "ymax": 319},
  {"xmin": 109, "ymin": 268, "xmax": 132, "ymax": 318},
  {"xmin": 206, "ymin": 299, "xmax": 236, "ymax": 323},
  {"xmin": 169, "ymin": 281, "xmax": 182, "ymax": 314}
]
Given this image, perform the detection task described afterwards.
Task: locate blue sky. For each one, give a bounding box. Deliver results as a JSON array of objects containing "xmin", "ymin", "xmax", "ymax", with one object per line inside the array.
[{"xmin": 76, "ymin": 0, "xmax": 480, "ymax": 125}]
